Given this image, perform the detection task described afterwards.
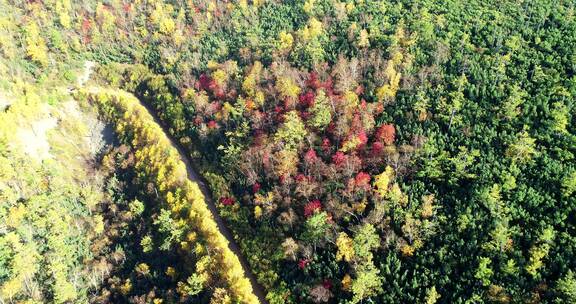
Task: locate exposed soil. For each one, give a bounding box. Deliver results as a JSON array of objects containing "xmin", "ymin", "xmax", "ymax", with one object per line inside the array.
[{"xmin": 16, "ymin": 115, "xmax": 58, "ymax": 160}]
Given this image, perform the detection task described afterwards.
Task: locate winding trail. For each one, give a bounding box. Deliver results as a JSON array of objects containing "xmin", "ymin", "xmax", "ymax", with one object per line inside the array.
[
  {"xmin": 137, "ymin": 98, "xmax": 269, "ymax": 303},
  {"xmin": 78, "ymin": 62, "xmax": 268, "ymax": 303}
]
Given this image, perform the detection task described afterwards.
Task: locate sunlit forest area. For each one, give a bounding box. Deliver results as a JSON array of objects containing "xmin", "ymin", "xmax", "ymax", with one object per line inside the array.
[{"xmin": 0, "ymin": 0, "xmax": 575, "ymax": 303}]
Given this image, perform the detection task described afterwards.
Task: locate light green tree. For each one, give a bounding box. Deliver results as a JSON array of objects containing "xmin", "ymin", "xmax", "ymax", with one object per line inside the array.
[
  {"xmin": 506, "ymin": 130, "xmax": 538, "ymax": 164},
  {"xmin": 475, "ymin": 257, "xmax": 493, "ymax": 286},
  {"xmin": 500, "ymin": 85, "xmax": 527, "ymax": 120},
  {"xmin": 562, "ymin": 170, "xmax": 576, "ymax": 197},
  {"xmin": 550, "ymin": 102, "xmax": 569, "ymax": 133},
  {"xmin": 347, "ymin": 224, "xmax": 382, "ymax": 303},
  {"xmin": 301, "ymin": 211, "xmax": 330, "ymax": 244},
  {"xmin": 308, "ymin": 90, "xmax": 332, "ymax": 130},
  {"xmin": 555, "ymin": 270, "xmax": 576, "ymax": 303},
  {"xmin": 425, "ymin": 286, "xmax": 441, "ymax": 304},
  {"xmin": 275, "ymin": 111, "xmax": 307, "ymax": 150}
]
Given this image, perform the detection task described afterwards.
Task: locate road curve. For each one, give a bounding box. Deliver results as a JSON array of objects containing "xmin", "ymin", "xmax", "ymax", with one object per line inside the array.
[
  {"xmin": 136, "ymin": 96, "xmax": 269, "ymax": 304},
  {"xmin": 77, "ymin": 62, "xmax": 267, "ymax": 303}
]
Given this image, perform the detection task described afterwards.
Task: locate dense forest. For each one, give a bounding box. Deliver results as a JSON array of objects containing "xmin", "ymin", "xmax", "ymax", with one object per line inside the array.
[{"xmin": 1, "ymin": 0, "xmax": 575, "ymax": 303}]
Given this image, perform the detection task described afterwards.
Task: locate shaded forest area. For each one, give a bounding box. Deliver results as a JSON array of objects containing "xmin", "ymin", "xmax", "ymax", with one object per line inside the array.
[{"xmin": 1, "ymin": 0, "xmax": 576, "ymax": 303}]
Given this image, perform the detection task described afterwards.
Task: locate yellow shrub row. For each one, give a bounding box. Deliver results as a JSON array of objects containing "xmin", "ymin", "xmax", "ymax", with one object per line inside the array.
[{"xmin": 77, "ymin": 88, "xmax": 259, "ymax": 304}]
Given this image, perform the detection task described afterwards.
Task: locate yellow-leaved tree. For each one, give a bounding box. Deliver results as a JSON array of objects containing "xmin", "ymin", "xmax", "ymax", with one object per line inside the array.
[
  {"xmin": 24, "ymin": 22, "xmax": 49, "ymax": 66},
  {"xmin": 79, "ymin": 89, "xmax": 260, "ymax": 304}
]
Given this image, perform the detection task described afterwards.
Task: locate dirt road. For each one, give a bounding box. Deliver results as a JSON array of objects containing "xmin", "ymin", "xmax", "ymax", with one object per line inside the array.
[
  {"xmin": 79, "ymin": 62, "xmax": 268, "ymax": 303},
  {"xmin": 136, "ymin": 96, "xmax": 269, "ymax": 304}
]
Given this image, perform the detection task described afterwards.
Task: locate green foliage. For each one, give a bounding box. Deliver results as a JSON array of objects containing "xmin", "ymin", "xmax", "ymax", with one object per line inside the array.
[
  {"xmin": 562, "ymin": 170, "xmax": 576, "ymax": 197},
  {"xmin": 275, "ymin": 110, "xmax": 307, "ymax": 150},
  {"xmin": 425, "ymin": 286, "xmax": 440, "ymax": 304},
  {"xmin": 500, "ymin": 85, "xmax": 526, "ymax": 120},
  {"xmin": 555, "ymin": 270, "xmax": 576, "ymax": 303},
  {"xmin": 178, "ymin": 274, "xmax": 205, "ymax": 296},
  {"xmin": 348, "ymin": 224, "xmax": 382, "ymax": 303},
  {"xmin": 348, "ymin": 263, "xmax": 381, "ymax": 304},
  {"xmin": 353, "ymin": 224, "xmax": 379, "ymax": 261},
  {"xmin": 129, "ymin": 199, "xmax": 145, "ymax": 216},
  {"xmin": 506, "ymin": 130, "xmax": 538, "ymax": 164},
  {"xmin": 154, "ymin": 209, "xmax": 185, "ymax": 251},
  {"xmin": 308, "ymin": 90, "xmax": 332, "ymax": 130},
  {"xmin": 475, "ymin": 257, "xmax": 494, "ymax": 287},
  {"xmin": 2, "ymin": 0, "xmax": 576, "ymax": 303},
  {"xmin": 301, "ymin": 212, "xmax": 330, "ymax": 244},
  {"xmin": 140, "ymin": 235, "xmax": 153, "ymax": 253},
  {"xmin": 550, "ymin": 101, "xmax": 570, "ymax": 133}
]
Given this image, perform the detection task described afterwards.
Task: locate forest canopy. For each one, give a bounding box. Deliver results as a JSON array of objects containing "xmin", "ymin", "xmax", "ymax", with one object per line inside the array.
[{"xmin": 0, "ymin": 0, "xmax": 575, "ymax": 303}]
